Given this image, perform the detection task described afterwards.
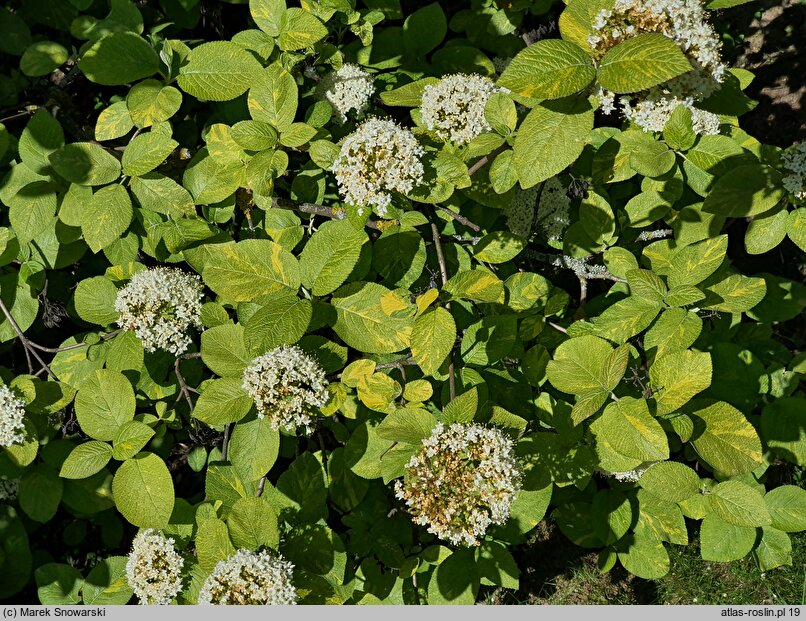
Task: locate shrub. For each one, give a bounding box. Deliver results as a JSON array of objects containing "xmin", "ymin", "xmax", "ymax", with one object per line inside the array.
[{"xmin": 0, "ymin": 0, "xmax": 803, "ymax": 606}]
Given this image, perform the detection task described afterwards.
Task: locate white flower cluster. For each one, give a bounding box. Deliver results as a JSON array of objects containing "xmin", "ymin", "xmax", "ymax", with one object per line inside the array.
[
  {"xmin": 589, "ymin": 0, "xmax": 724, "ymax": 80},
  {"xmin": 316, "ymin": 63, "xmax": 375, "ymax": 124},
  {"xmin": 198, "ymin": 549, "xmax": 297, "ymax": 605},
  {"xmin": 420, "ymin": 73, "xmax": 504, "ymax": 145},
  {"xmin": 781, "ymin": 143, "xmax": 806, "ymax": 200},
  {"xmin": 0, "ymin": 384, "xmax": 26, "ymax": 448},
  {"xmin": 505, "ymin": 187, "xmax": 538, "ymax": 239},
  {"xmin": 589, "ymin": 0, "xmax": 725, "ymax": 135},
  {"xmin": 331, "ymin": 118, "xmax": 424, "ymax": 216},
  {"xmin": 620, "ymin": 85, "xmax": 721, "ymax": 134},
  {"xmin": 114, "ymin": 267, "xmax": 204, "ymax": 355},
  {"xmin": 242, "ymin": 345, "xmax": 328, "ymax": 433},
  {"xmin": 125, "ymin": 529, "xmax": 184, "ymax": 605},
  {"xmin": 394, "ymin": 422, "xmax": 521, "ymax": 547},
  {"xmin": 599, "ymin": 461, "xmax": 659, "ymax": 483},
  {"xmin": 0, "ymin": 477, "xmax": 19, "ymax": 502},
  {"xmin": 536, "ymin": 176, "xmax": 572, "ymax": 242}
]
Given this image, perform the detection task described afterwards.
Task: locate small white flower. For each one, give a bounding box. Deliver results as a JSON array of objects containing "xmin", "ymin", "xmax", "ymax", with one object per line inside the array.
[
  {"xmin": 316, "ymin": 63, "xmax": 375, "ymax": 124},
  {"xmin": 420, "ymin": 73, "xmax": 505, "ymax": 145},
  {"xmin": 125, "ymin": 529, "xmax": 184, "ymax": 605},
  {"xmin": 198, "ymin": 549, "xmax": 296, "ymax": 605},
  {"xmin": 0, "ymin": 477, "xmax": 19, "ymax": 502},
  {"xmin": 597, "ymin": 87, "xmax": 617, "ymax": 115},
  {"xmin": 331, "ymin": 117, "xmax": 424, "ymax": 216},
  {"xmin": 0, "ymin": 384, "xmax": 26, "ymax": 448},
  {"xmin": 621, "ymin": 82, "xmax": 721, "ymax": 135},
  {"xmin": 781, "ymin": 143, "xmax": 806, "ymax": 200},
  {"xmin": 242, "ymin": 345, "xmax": 328, "ymax": 433},
  {"xmin": 395, "ymin": 423, "xmax": 521, "ymax": 547},
  {"xmin": 114, "ymin": 267, "xmax": 204, "ymax": 355}
]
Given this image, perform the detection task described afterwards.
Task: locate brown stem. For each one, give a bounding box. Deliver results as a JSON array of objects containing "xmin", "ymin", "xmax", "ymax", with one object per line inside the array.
[
  {"xmin": 256, "ymin": 476, "xmax": 267, "ymax": 498},
  {"xmin": 0, "ymin": 296, "xmax": 58, "ymax": 380},
  {"xmin": 271, "ymin": 197, "xmax": 381, "ymax": 230},
  {"xmin": 436, "ymin": 205, "xmax": 482, "ymax": 233},
  {"xmin": 222, "ymin": 423, "xmax": 232, "ymax": 461},
  {"xmin": 426, "ymin": 207, "xmax": 456, "ymax": 401},
  {"xmin": 27, "ymin": 328, "xmax": 123, "ymax": 353},
  {"xmin": 467, "ymin": 143, "xmax": 508, "ymax": 177},
  {"xmin": 174, "ymin": 352, "xmax": 201, "ymax": 411}
]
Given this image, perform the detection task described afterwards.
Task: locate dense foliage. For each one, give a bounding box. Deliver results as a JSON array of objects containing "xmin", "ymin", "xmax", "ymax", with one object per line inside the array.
[{"xmin": 0, "ymin": 0, "xmax": 804, "ymax": 606}]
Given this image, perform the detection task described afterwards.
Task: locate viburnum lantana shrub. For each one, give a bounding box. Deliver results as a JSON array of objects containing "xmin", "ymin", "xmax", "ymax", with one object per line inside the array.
[{"xmin": 0, "ymin": 0, "xmax": 804, "ymax": 606}]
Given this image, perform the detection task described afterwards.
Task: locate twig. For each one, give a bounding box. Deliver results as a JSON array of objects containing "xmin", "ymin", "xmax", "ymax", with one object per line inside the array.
[
  {"xmin": 578, "ymin": 276, "xmax": 588, "ymax": 306},
  {"xmin": 0, "ymin": 108, "xmax": 38, "ymax": 124},
  {"xmin": 466, "ymin": 143, "xmax": 508, "ymax": 177},
  {"xmin": 256, "ymin": 476, "xmax": 266, "ymax": 497},
  {"xmin": 375, "ymin": 357, "xmax": 418, "ymax": 370},
  {"xmin": 426, "ymin": 207, "xmax": 455, "ymax": 401},
  {"xmin": 222, "ymin": 423, "xmax": 232, "ymax": 461},
  {"xmin": 0, "ymin": 296, "xmax": 58, "ymax": 380},
  {"xmin": 636, "ymin": 228, "xmax": 673, "ymax": 241},
  {"xmin": 174, "ymin": 352, "xmax": 201, "ymax": 411},
  {"xmin": 548, "ymin": 321, "xmax": 568, "ymax": 334},
  {"xmin": 271, "ymin": 197, "xmax": 381, "ymax": 230},
  {"xmin": 27, "ymin": 328, "xmax": 123, "ymax": 353},
  {"xmin": 436, "ymin": 205, "xmax": 482, "ymax": 233}
]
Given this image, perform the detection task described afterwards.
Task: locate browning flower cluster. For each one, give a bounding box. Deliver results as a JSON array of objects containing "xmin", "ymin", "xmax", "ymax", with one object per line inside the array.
[
  {"xmin": 125, "ymin": 529, "xmax": 184, "ymax": 605},
  {"xmin": 198, "ymin": 549, "xmax": 296, "ymax": 605},
  {"xmin": 395, "ymin": 423, "xmax": 521, "ymax": 546}
]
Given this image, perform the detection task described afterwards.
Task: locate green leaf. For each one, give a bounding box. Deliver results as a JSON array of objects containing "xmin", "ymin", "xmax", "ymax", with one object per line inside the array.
[
  {"xmin": 82, "ymin": 185, "xmax": 133, "ymax": 253},
  {"xmin": 278, "ymin": 8, "xmax": 328, "ymax": 51},
  {"xmin": 196, "ymin": 518, "xmax": 235, "ymax": 571},
  {"xmin": 112, "ymin": 421, "xmax": 155, "ymax": 461},
  {"xmin": 443, "ymin": 388, "xmax": 479, "ymax": 425},
  {"xmin": 121, "ymin": 132, "xmax": 177, "ymax": 176},
  {"xmin": 227, "ymin": 496, "xmax": 280, "ymax": 550},
  {"xmin": 760, "ymin": 398, "xmax": 806, "ymax": 466},
  {"xmin": 377, "ymin": 407, "xmax": 437, "ymax": 444},
  {"xmin": 380, "ymin": 78, "xmax": 439, "ymax": 107},
  {"xmin": 96, "ymin": 102, "xmax": 134, "ymax": 141},
  {"xmin": 9, "ymin": 182, "xmax": 57, "ymax": 245},
  {"xmin": 246, "ymin": 149, "xmax": 288, "ymax": 195},
  {"xmin": 626, "ymin": 269, "xmax": 667, "ymax": 305},
  {"xmin": 630, "ymin": 140, "xmax": 676, "ymax": 178},
  {"xmin": 373, "ymin": 227, "xmax": 426, "ymax": 288},
  {"xmin": 636, "ymin": 489, "xmax": 688, "ymax": 545},
  {"xmin": 754, "ymin": 527, "xmax": 792, "ymax": 571},
  {"xmin": 35, "ymin": 564, "xmax": 83, "ymax": 604},
  {"xmin": 702, "ymin": 165, "xmax": 785, "ymax": 218},
  {"xmin": 460, "ymin": 316, "xmax": 517, "ymax": 366},
  {"xmin": 206, "ymin": 464, "xmax": 254, "ymax": 512},
  {"xmin": 427, "ymin": 548, "xmax": 478, "ymax": 604},
  {"xmin": 474, "ymin": 231, "xmax": 526, "ymax": 263},
  {"xmin": 497, "ymin": 39, "xmax": 595, "ymax": 100},
  {"xmin": 79, "ymin": 32, "xmax": 159, "ymax": 86},
  {"xmin": 638, "ymin": 462, "xmax": 700, "ymax": 502},
  {"xmin": 194, "ymin": 239, "xmax": 301, "ymax": 303},
  {"xmin": 689, "ymin": 401, "xmax": 763, "ymax": 476},
  {"xmin": 702, "ymin": 272, "xmax": 766, "ymax": 314},
  {"xmin": 0, "ymin": 6, "xmax": 31, "ymax": 56},
  {"xmin": 649, "ymin": 350, "xmax": 712, "ymax": 416},
  {"xmin": 130, "ymin": 173, "xmax": 195, "ymax": 217},
  {"xmin": 597, "ymin": 33, "xmax": 692, "ymax": 93},
  {"xmin": 60, "ymin": 441, "xmax": 113, "ymax": 479},
  {"xmin": 19, "ymin": 465, "xmax": 63, "ymax": 523},
  {"xmin": 19, "ymin": 108, "xmax": 64, "ymax": 174},
  {"xmin": 590, "ymin": 397, "xmax": 669, "ymax": 467},
  {"xmin": 663, "ymin": 105, "xmax": 696, "ymax": 151},
  {"xmin": 126, "ymin": 79, "xmax": 182, "ymax": 128},
  {"xmin": 514, "ymin": 96, "xmax": 594, "ymax": 189},
  {"xmin": 443, "ymin": 270, "xmax": 505, "ymax": 303},
  {"xmin": 699, "ymin": 514, "xmax": 757, "ymax": 562},
  {"xmin": 664, "ymin": 285, "xmax": 705, "ymax": 308},
  {"xmin": 21, "ymin": 41, "xmax": 68, "ymax": 77},
  {"xmin": 192, "ymin": 378, "xmax": 253, "ymax": 426},
  {"xmin": 201, "ymin": 323, "xmax": 250, "ymax": 378},
  {"xmin": 764, "ymin": 486, "xmax": 806, "ymax": 533},
  {"xmin": 708, "ymin": 480, "xmax": 771, "ymax": 527},
  {"xmin": 245, "ymin": 295, "xmax": 311, "ymax": 357},
  {"xmin": 111, "ymin": 452, "xmax": 174, "ymax": 528},
  {"xmin": 332, "ymin": 282, "xmax": 413, "ymax": 354},
  {"xmin": 788, "ymin": 208, "xmax": 806, "ymax": 253},
  {"xmin": 745, "ymin": 207, "xmax": 789, "ymax": 255},
  {"xmin": 476, "ymin": 541, "xmax": 519, "ymax": 590},
  {"xmin": 49, "ymin": 142, "xmax": 121, "ymax": 186},
  {"xmin": 667, "ymin": 235, "xmax": 728, "ymax": 288},
  {"xmin": 300, "ymin": 219, "xmax": 367, "ymax": 296},
  {"xmin": 248, "ymin": 63, "xmax": 299, "ymax": 132},
  {"xmin": 81, "ymin": 557, "xmax": 133, "ymax": 605},
  {"xmin": 403, "ymin": 3, "xmax": 446, "ymax": 58},
  {"xmin": 276, "ymin": 452, "xmax": 328, "ymax": 521},
  {"xmin": 228, "ymin": 416, "xmax": 280, "ymax": 482},
  {"xmin": 250, "ymin": 0, "xmax": 285, "ymax": 37},
  {"xmin": 178, "ymin": 41, "xmax": 262, "ymax": 102},
  {"xmin": 411, "ymin": 307, "xmax": 456, "ymax": 376},
  {"xmin": 617, "ymin": 526, "xmax": 670, "ymax": 579},
  {"xmin": 75, "ymin": 370, "xmax": 136, "ymax": 441}
]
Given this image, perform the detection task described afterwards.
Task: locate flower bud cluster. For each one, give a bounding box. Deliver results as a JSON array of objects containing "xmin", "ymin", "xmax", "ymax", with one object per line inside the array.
[
  {"xmin": 316, "ymin": 63, "xmax": 375, "ymax": 124},
  {"xmin": 198, "ymin": 549, "xmax": 296, "ymax": 605},
  {"xmin": 536, "ymin": 176, "xmax": 572, "ymax": 242},
  {"xmin": 242, "ymin": 345, "xmax": 328, "ymax": 433},
  {"xmin": 505, "ymin": 187, "xmax": 538, "ymax": 239},
  {"xmin": 599, "ymin": 461, "xmax": 659, "ymax": 483},
  {"xmin": 420, "ymin": 73, "xmax": 505, "ymax": 145},
  {"xmin": 125, "ymin": 529, "xmax": 184, "ymax": 605},
  {"xmin": 0, "ymin": 477, "xmax": 19, "ymax": 502},
  {"xmin": 114, "ymin": 267, "xmax": 204, "ymax": 355},
  {"xmin": 781, "ymin": 143, "xmax": 806, "ymax": 200},
  {"xmin": 332, "ymin": 118, "xmax": 424, "ymax": 216},
  {"xmin": 0, "ymin": 384, "xmax": 26, "ymax": 448},
  {"xmin": 394, "ymin": 423, "xmax": 521, "ymax": 547}
]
